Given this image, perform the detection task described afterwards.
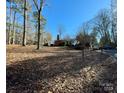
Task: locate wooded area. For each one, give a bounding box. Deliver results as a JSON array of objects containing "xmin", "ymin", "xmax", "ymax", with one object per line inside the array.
[
  {"xmin": 6, "ymin": 0, "xmax": 117, "ymax": 49},
  {"xmin": 6, "ymin": 0, "xmax": 117, "ymax": 93}
]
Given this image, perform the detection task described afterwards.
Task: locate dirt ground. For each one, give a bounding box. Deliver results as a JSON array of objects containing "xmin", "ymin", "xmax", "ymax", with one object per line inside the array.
[{"xmin": 7, "ymin": 45, "xmax": 117, "ymax": 93}]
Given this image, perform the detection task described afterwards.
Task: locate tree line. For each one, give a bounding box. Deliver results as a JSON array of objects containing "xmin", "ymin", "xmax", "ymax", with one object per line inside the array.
[
  {"xmin": 6, "ymin": 0, "xmax": 52, "ymax": 49},
  {"xmin": 66, "ymin": 0, "xmax": 117, "ymax": 48},
  {"xmin": 6, "ymin": 0, "xmax": 117, "ymax": 49}
]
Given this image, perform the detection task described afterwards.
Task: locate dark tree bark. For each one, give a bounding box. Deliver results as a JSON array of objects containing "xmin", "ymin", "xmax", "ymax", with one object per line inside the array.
[
  {"xmin": 22, "ymin": 0, "xmax": 26, "ymax": 46},
  {"xmin": 33, "ymin": 0, "xmax": 43, "ymax": 50},
  {"xmin": 37, "ymin": 10, "xmax": 41, "ymax": 49}
]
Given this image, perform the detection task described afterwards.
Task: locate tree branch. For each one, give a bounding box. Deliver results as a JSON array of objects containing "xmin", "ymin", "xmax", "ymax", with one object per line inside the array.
[
  {"xmin": 39, "ymin": 0, "xmax": 43, "ymax": 11},
  {"xmin": 33, "ymin": 0, "xmax": 39, "ymax": 10}
]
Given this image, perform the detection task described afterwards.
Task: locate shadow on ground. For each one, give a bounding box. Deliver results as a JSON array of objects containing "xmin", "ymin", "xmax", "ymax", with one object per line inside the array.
[{"xmin": 7, "ymin": 50, "xmax": 116, "ymax": 93}]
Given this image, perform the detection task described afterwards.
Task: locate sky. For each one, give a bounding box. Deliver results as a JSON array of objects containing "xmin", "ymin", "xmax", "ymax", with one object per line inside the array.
[
  {"xmin": 42, "ymin": 0, "xmax": 111, "ymax": 41},
  {"xmin": 6, "ymin": 0, "xmax": 111, "ymax": 41}
]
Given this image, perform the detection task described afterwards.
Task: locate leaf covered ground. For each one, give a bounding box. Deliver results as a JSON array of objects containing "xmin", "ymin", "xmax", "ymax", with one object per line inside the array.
[{"xmin": 7, "ymin": 45, "xmax": 117, "ymax": 93}]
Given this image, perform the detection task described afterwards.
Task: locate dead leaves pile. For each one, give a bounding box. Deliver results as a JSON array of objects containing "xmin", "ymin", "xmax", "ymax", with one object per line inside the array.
[{"xmin": 7, "ymin": 45, "xmax": 116, "ymax": 93}]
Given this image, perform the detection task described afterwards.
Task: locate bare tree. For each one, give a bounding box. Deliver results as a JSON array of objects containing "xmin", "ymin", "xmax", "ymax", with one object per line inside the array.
[
  {"xmin": 22, "ymin": 0, "xmax": 27, "ymax": 46},
  {"xmin": 12, "ymin": 10, "xmax": 16, "ymax": 44},
  {"xmin": 58, "ymin": 25, "xmax": 65, "ymax": 40},
  {"xmin": 7, "ymin": 0, "xmax": 13, "ymax": 44},
  {"xmin": 63, "ymin": 34, "xmax": 71, "ymax": 41},
  {"xmin": 76, "ymin": 22, "xmax": 90, "ymax": 62},
  {"xmin": 7, "ymin": 0, "xmax": 22, "ymax": 44},
  {"xmin": 111, "ymin": 0, "xmax": 117, "ymax": 46},
  {"xmin": 90, "ymin": 27, "xmax": 98, "ymax": 48},
  {"xmin": 76, "ymin": 22, "xmax": 90, "ymax": 45},
  {"xmin": 22, "ymin": 0, "xmax": 32, "ymax": 46},
  {"xmin": 11, "ymin": 4, "xmax": 19, "ymax": 44},
  {"xmin": 93, "ymin": 9, "xmax": 111, "ymax": 46},
  {"xmin": 33, "ymin": 0, "xmax": 44, "ymax": 49}
]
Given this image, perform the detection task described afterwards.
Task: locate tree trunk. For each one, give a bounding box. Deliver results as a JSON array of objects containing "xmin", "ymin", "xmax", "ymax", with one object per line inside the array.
[
  {"xmin": 112, "ymin": 19, "xmax": 117, "ymax": 45},
  {"xmin": 36, "ymin": 10, "xmax": 41, "ymax": 50},
  {"xmin": 82, "ymin": 45, "xmax": 85, "ymax": 62},
  {"xmin": 8, "ymin": 0, "xmax": 12, "ymax": 44},
  {"xmin": 12, "ymin": 11, "xmax": 16, "ymax": 44},
  {"xmin": 22, "ymin": 0, "xmax": 26, "ymax": 46},
  {"xmin": 8, "ymin": 23, "xmax": 11, "ymax": 44}
]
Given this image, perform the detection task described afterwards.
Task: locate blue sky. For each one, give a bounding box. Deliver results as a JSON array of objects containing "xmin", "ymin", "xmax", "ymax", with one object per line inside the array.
[
  {"xmin": 6, "ymin": 0, "xmax": 111, "ymax": 41},
  {"xmin": 42, "ymin": 0, "xmax": 111, "ymax": 41}
]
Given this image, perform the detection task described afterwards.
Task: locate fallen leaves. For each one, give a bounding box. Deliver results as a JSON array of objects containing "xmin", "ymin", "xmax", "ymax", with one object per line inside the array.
[{"xmin": 7, "ymin": 45, "xmax": 116, "ymax": 93}]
